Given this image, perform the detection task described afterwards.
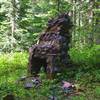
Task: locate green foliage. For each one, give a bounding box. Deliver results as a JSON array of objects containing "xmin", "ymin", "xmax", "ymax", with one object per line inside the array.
[
  {"xmin": 0, "ymin": 0, "xmax": 99, "ymax": 52},
  {"xmin": 0, "ymin": 48, "xmax": 100, "ymax": 99},
  {"xmin": 0, "ymin": 52, "xmax": 28, "ymax": 75},
  {"xmin": 69, "ymin": 45, "xmax": 100, "ymax": 65},
  {"xmin": 0, "ymin": 0, "xmax": 100, "ymax": 99},
  {"xmin": 71, "ymin": 96, "xmax": 86, "ymax": 100},
  {"xmin": 94, "ymin": 86, "xmax": 100, "ymax": 98}
]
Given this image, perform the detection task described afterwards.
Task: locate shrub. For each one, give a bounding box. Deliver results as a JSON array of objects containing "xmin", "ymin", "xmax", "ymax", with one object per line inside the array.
[
  {"xmin": 69, "ymin": 44, "xmax": 100, "ymax": 66},
  {"xmin": 0, "ymin": 52, "xmax": 28, "ymax": 76}
]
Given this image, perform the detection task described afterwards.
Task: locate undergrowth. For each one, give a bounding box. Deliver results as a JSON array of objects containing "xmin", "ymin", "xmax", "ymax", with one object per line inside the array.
[{"xmin": 0, "ymin": 45, "xmax": 100, "ymax": 100}]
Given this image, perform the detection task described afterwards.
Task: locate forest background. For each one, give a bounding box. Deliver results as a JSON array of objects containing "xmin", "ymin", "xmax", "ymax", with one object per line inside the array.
[{"xmin": 0, "ymin": 0, "xmax": 100, "ymax": 99}]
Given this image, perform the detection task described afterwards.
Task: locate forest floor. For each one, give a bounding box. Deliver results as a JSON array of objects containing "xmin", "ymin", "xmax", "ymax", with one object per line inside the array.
[{"xmin": 0, "ymin": 52, "xmax": 100, "ymax": 100}]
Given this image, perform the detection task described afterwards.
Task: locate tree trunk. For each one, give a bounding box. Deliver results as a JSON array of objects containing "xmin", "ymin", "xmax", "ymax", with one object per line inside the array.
[
  {"xmin": 94, "ymin": 0, "xmax": 100, "ymax": 44},
  {"xmin": 10, "ymin": 0, "xmax": 17, "ymax": 52},
  {"xmin": 87, "ymin": 0, "xmax": 94, "ymax": 47}
]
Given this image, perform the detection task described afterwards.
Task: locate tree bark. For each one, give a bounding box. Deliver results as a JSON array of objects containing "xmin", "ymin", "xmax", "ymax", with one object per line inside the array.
[
  {"xmin": 94, "ymin": 0, "xmax": 100, "ymax": 44},
  {"xmin": 10, "ymin": 0, "xmax": 17, "ymax": 52}
]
